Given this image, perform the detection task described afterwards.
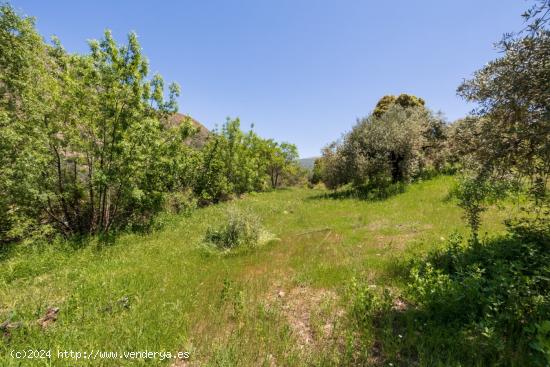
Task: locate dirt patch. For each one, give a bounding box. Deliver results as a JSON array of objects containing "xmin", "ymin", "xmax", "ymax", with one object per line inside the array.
[
  {"xmin": 366, "ymin": 220, "xmax": 389, "ymax": 231},
  {"xmin": 171, "ymin": 358, "xmax": 197, "ymax": 367},
  {"xmin": 392, "ymin": 297, "xmax": 408, "ymax": 312},
  {"xmin": 269, "ymin": 286, "xmax": 343, "ymax": 351},
  {"xmin": 37, "ymin": 307, "xmax": 59, "ymax": 329},
  {"xmin": 373, "ymin": 233, "xmax": 418, "ymax": 250},
  {"xmin": 394, "ymin": 222, "xmax": 433, "ymax": 232}
]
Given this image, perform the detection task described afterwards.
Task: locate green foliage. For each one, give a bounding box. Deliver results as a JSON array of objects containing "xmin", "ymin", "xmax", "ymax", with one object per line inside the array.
[
  {"xmin": 309, "ymin": 158, "xmax": 324, "ymax": 185},
  {"xmin": 0, "ymin": 4, "xmax": 191, "ymax": 239},
  {"xmin": 164, "ymin": 190, "xmax": 197, "ymax": 216},
  {"xmin": 317, "ymin": 142, "xmax": 349, "ymax": 190},
  {"xmin": 372, "ymin": 95, "xmax": 397, "ymax": 118},
  {"xmin": 0, "ymin": 5, "xmax": 299, "ymax": 244},
  {"xmin": 349, "ymin": 219, "xmax": 550, "ymax": 365},
  {"xmin": 0, "ymin": 4, "xmax": 56, "ymax": 243},
  {"xmin": 318, "ymin": 101, "xmax": 450, "ymax": 192},
  {"xmin": 193, "ymin": 118, "xmax": 300, "ymax": 205},
  {"xmin": 372, "ymin": 93, "xmax": 425, "ymax": 117},
  {"xmin": 451, "ymin": 175, "xmax": 513, "ymax": 242},
  {"xmin": 457, "ymin": 2, "xmax": 549, "ymax": 209},
  {"xmin": 204, "ymin": 208, "xmax": 262, "ymax": 250},
  {"xmin": 394, "ymin": 93, "xmax": 426, "ymax": 109},
  {"xmin": 410, "ymin": 220, "xmax": 549, "ymax": 364},
  {"xmin": 266, "ymin": 141, "xmax": 299, "ymax": 188}
]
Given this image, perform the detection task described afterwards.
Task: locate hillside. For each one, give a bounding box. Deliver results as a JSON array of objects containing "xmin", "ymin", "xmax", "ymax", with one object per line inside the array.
[
  {"xmin": 168, "ymin": 113, "xmax": 210, "ymax": 147},
  {"xmin": 0, "ymin": 176, "xmax": 509, "ymax": 366},
  {"xmin": 298, "ymin": 157, "xmax": 319, "ymax": 170}
]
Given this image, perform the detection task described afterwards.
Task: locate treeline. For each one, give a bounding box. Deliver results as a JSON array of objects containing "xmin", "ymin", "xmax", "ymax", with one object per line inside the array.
[{"xmin": 0, "ymin": 4, "xmax": 301, "ymax": 243}]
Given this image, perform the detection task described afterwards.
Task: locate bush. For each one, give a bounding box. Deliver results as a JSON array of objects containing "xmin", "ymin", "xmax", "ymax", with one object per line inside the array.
[
  {"xmin": 348, "ymin": 217, "xmax": 550, "ymax": 366},
  {"xmin": 204, "ymin": 208, "xmax": 262, "ymax": 250},
  {"xmin": 164, "ymin": 190, "xmax": 197, "ymax": 216},
  {"xmin": 407, "ymin": 221, "xmax": 550, "ymax": 364},
  {"xmin": 451, "ymin": 175, "xmax": 517, "ymax": 241}
]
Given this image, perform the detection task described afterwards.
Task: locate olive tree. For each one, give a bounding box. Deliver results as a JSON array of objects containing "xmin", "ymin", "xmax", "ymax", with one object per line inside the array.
[
  {"xmin": 318, "ymin": 101, "xmax": 446, "ymax": 192},
  {"xmin": 454, "ymin": 0, "xmax": 549, "ymax": 239},
  {"xmin": 457, "ymin": 2, "xmax": 548, "ymax": 191}
]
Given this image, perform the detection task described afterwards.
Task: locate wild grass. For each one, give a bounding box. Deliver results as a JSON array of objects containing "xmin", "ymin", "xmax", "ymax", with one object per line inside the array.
[{"xmin": 0, "ymin": 175, "xmax": 511, "ymax": 366}]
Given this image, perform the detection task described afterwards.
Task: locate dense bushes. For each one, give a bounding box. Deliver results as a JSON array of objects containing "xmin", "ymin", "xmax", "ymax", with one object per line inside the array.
[
  {"xmin": 0, "ymin": 4, "xmax": 186, "ymax": 240},
  {"xmin": 348, "ymin": 218, "xmax": 550, "ymax": 366},
  {"xmin": 0, "ymin": 4, "xmax": 300, "ymax": 244},
  {"xmin": 193, "ymin": 119, "xmax": 300, "ymax": 205}
]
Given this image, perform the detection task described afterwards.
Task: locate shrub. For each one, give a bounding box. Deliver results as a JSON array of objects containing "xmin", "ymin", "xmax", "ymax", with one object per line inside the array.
[
  {"xmin": 451, "ymin": 174, "xmax": 517, "ymax": 242},
  {"xmin": 348, "ymin": 218, "xmax": 550, "ymax": 365},
  {"xmin": 407, "ymin": 220, "xmax": 550, "ymax": 364},
  {"xmin": 164, "ymin": 190, "xmax": 197, "ymax": 216},
  {"xmin": 204, "ymin": 208, "xmax": 262, "ymax": 250}
]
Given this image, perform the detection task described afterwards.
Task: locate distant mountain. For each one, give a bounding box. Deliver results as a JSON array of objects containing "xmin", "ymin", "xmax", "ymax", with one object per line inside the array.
[
  {"xmin": 299, "ymin": 157, "xmax": 319, "ymax": 170},
  {"xmin": 167, "ymin": 113, "xmax": 209, "ymax": 147}
]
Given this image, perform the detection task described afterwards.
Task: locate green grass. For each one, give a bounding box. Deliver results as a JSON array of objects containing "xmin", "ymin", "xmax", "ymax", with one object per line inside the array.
[{"xmin": 0, "ymin": 176, "xmax": 510, "ymax": 366}]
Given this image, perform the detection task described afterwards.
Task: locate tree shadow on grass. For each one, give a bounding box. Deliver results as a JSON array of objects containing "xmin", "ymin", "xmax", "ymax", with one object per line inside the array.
[
  {"xmin": 348, "ymin": 221, "xmax": 550, "ymax": 366},
  {"xmin": 0, "ymin": 227, "xmax": 125, "ymax": 266},
  {"xmin": 0, "ymin": 241, "xmax": 18, "ymax": 262},
  {"xmin": 307, "ymin": 182, "xmax": 406, "ymax": 202}
]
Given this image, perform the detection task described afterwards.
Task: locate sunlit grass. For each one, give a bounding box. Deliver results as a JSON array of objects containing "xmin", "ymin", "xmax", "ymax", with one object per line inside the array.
[{"xmin": 0, "ymin": 175, "xmax": 509, "ymax": 366}]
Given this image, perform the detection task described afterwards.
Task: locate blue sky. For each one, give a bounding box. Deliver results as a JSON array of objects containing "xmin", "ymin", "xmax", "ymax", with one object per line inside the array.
[{"xmin": 11, "ymin": 0, "xmax": 528, "ymax": 157}]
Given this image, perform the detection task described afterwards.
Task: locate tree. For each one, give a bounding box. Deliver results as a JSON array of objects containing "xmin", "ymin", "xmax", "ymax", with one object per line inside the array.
[
  {"xmin": 348, "ymin": 105, "xmax": 428, "ymax": 185},
  {"xmin": 0, "ymin": 4, "xmax": 303, "ymax": 243},
  {"xmin": 266, "ymin": 141, "xmax": 298, "ymax": 188},
  {"xmin": 373, "ymin": 93, "xmax": 425, "ymax": 117},
  {"xmin": 318, "ymin": 93, "xmax": 450, "ymax": 192},
  {"xmin": 0, "ymin": 4, "xmax": 63, "ymax": 241},
  {"xmin": 192, "ymin": 118, "xmax": 299, "ymax": 203},
  {"xmin": 457, "ymin": 0, "xmax": 549, "ymax": 205},
  {"xmin": 0, "ymin": 4, "xmax": 187, "ymax": 239}
]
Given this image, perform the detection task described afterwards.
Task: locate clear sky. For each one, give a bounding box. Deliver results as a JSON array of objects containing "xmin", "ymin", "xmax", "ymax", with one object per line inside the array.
[{"xmin": 11, "ymin": 0, "xmax": 529, "ymax": 157}]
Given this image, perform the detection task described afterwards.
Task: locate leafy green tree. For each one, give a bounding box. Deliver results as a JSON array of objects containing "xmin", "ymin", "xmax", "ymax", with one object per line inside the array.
[
  {"xmin": 0, "ymin": 5, "xmax": 187, "ymax": 239},
  {"xmin": 266, "ymin": 141, "xmax": 299, "ymax": 188},
  {"xmin": 373, "ymin": 93, "xmax": 425, "ymax": 117},
  {"xmin": 347, "ymin": 105, "xmax": 428, "ymax": 185},
  {"xmin": 457, "ymin": 1, "xmax": 549, "ymax": 205},
  {"xmin": 49, "ymin": 31, "xmax": 183, "ymax": 233},
  {"xmin": 1, "ymin": 4, "xmax": 62, "ymax": 241},
  {"xmin": 319, "ymin": 103, "xmax": 444, "ymax": 191}
]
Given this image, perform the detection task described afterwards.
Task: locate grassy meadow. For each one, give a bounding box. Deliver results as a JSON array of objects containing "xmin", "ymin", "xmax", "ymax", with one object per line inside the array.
[{"xmin": 0, "ymin": 175, "xmax": 513, "ymax": 366}]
